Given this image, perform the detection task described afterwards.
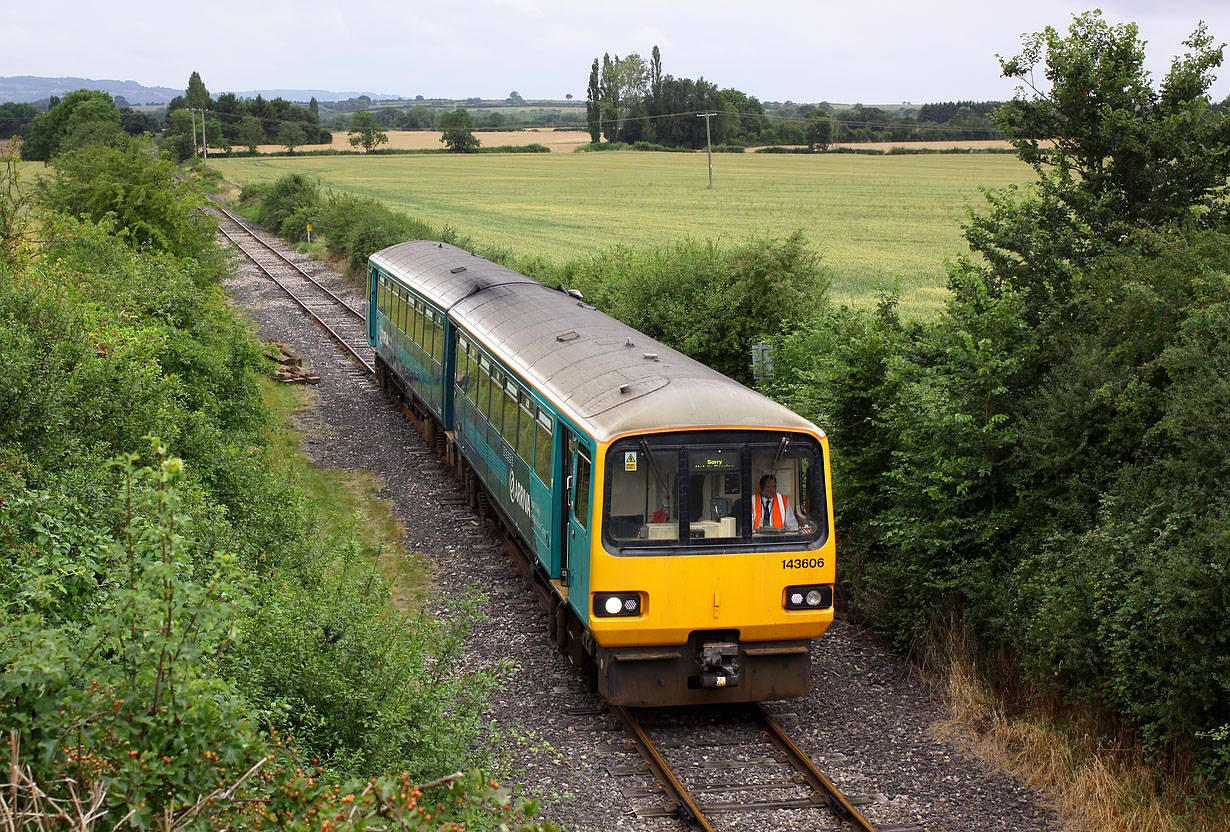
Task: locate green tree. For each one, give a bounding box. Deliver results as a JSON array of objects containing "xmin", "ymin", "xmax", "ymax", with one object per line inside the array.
[
  {"xmin": 237, "ymin": 114, "xmax": 265, "ymax": 153},
  {"xmin": 35, "ymin": 135, "xmax": 217, "ymax": 261},
  {"xmin": 805, "ymin": 110, "xmax": 833, "ymax": 150},
  {"xmin": 19, "ymin": 89, "xmax": 122, "ymax": 161},
  {"xmin": 438, "ymin": 108, "xmax": 479, "ymax": 152},
  {"xmin": 347, "ymin": 109, "xmax": 389, "ymax": 151},
  {"xmin": 276, "ymin": 122, "xmax": 308, "ymax": 153},
  {"xmin": 586, "ymin": 58, "xmax": 601, "ymax": 143},
  {"xmin": 997, "ymin": 12, "xmax": 1229, "ymax": 233},
  {"xmin": 184, "ymin": 70, "xmax": 211, "ymax": 109},
  {"xmin": 160, "ymin": 107, "xmax": 197, "ymax": 162}
]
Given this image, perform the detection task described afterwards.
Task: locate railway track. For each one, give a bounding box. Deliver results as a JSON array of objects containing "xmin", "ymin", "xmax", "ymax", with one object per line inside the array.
[
  {"xmin": 600, "ymin": 703, "xmax": 922, "ymax": 832},
  {"xmin": 214, "ymin": 213, "xmax": 922, "ymax": 832},
  {"xmin": 213, "ymin": 205, "xmax": 375, "ymax": 379}
]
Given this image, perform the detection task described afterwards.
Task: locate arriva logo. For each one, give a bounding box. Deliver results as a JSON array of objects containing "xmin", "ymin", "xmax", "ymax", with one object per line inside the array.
[{"xmin": 508, "ymin": 475, "xmax": 531, "ymax": 514}]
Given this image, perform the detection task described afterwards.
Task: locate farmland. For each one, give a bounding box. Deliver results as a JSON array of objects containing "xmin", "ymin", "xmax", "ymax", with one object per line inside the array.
[{"xmin": 211, "ymin": 150, "xmax": 1033, "ymax": 316}]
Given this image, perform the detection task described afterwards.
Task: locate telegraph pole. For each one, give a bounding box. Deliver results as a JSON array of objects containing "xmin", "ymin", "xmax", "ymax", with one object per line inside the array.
[{"xmin": 697, "ymin": 112, "xmax": 717, "ymax": 189}]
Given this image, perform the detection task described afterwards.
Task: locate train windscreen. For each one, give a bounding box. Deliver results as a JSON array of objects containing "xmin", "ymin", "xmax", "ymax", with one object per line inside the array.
[{"xmin": 603, "ymin": 431, "xmax": 827, "ymax": 552}]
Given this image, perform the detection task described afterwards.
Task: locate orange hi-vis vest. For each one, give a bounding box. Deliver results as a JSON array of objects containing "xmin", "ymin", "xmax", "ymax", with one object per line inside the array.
[{"xmin": 753, "ymin": 493, "xmax": 788, "ymax": 529}]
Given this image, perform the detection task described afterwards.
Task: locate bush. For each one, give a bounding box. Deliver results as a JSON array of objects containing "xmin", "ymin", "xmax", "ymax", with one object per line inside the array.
[
  {"xmin": 257, "ymin": 172, "xmax": 320, "ymax": 232},
  {"xmin": 547, "ymin": 232, "xmax": 828, "ymax": 385}
]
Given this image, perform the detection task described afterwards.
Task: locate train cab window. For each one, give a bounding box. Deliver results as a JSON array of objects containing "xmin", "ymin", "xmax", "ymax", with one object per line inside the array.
[
  {"xmin": 603, "ymin": 432, "xmax": 827, "ymax": 552},
  {"xmin": 573, "ymin": 444, "xmax": 592, "ymax": 530},
  {"xmin": 533, "ymin": 409, "xmax": 553, "ymax": 485},
  {"xmin": 607, "ymin": 444, "xmax": 681, "ymax": 542},
  {"xmin": 749, "ymin": 441, "xmax": 823, "ymax": 540},
  {"xmin": 686, "ymin": 447, "xmax": 742, "ymax": 540}
]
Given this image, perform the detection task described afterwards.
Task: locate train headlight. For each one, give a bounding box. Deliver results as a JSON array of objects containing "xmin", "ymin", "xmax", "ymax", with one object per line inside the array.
[
  {"xmin": 785, "ymin": 584, "xmax": 833, "ymax": 611},
  {"xmin": 593, "ymin": 592, "xmax": 643, "ymax": 617}
]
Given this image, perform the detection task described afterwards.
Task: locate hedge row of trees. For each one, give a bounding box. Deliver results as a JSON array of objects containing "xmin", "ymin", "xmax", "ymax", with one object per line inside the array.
[
  {"xmin": 750, "ymin": 13, "xmax": 1230, "ymax": 784},
  {"xmin": 0, "ymin": 138, "xmax": 553, "ymax": 828}
]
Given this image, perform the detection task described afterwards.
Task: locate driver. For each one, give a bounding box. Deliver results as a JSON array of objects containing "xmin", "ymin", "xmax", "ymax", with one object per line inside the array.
[{"xmin": 752, "ymin": 474, "xmax": 799, "ymax": 531}]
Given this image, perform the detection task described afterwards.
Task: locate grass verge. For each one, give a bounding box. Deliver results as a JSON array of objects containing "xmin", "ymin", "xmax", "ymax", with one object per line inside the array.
[
  {"xmin": 928, "ymin": 625, "xmax": 1228, "ymax": 832},
  {"xmin": 261, "ymin": 374, "xmax": 429, "ymax": 610}
]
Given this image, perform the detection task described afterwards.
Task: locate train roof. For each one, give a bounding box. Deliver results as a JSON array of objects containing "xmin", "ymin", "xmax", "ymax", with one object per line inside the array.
[{"xmin": 370, "ymin": 241, "xmax": 824, "ymax": 444}]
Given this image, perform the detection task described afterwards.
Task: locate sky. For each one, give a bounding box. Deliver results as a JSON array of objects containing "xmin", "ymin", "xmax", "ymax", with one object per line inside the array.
[{"xmin": 6, "ymin": 1, "xmax": 1230, "ymax": 104}]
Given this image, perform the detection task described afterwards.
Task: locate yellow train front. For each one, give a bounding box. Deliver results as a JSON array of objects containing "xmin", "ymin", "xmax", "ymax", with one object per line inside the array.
[
  {"xmin": 367, "ymin": 241, "xmax": 835, "ymax": 708},
  {"xmin": 583, "ymin": 421, "xmax": 835, "ymax": 706}
]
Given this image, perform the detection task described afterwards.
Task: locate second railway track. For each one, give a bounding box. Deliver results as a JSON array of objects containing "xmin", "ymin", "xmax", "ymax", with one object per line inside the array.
[{"xmin": 213, "ymin": 204, "xmax": 375, "ymax": 379}]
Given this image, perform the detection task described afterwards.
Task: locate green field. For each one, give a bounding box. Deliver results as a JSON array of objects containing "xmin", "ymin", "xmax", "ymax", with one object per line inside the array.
[{"xmin": 214, "ymin": 151, "xmax": 1032, "ymax": 315}]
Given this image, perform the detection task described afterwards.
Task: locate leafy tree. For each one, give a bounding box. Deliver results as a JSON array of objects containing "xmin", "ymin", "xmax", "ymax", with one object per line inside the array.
[
  {"xmin": 507, "ymin": 90, "xmax": 524, "ymax": 105},
  {"xmin": 237, "ymin": 114, "xmax": 265, "ymax": 152},
  {"xmin": 438, "ymin": 108, "xmax": 479, "ymax": 152},
  {"xmin": 184, "ymin": 70, "xmax": 211, "ymax": 109},
  {"xmin": 586, "ymin": 58, "xmax": 601, "ymax": 143},
  {"xmin": 348, "ymin": 109, "xmax": 389, "ymax": 151},
  {"xmin": 276, "ymin": 122, "xmax": 308, "ymax": 153},
  {"xmin": 35, "ymin": 135, "xmax": 217, "ymax": 261},
  {"xmin": 119, "ymin": 107, "xmax": 158, "ymax": 136},
  {"xmin": 160, "ymin": 107, "xmax": 197, "ymax": 162},
  {"xmin": 19, "ymin": 89, "xmax": 122, "ymax": 161},
  {"xmin": 0, "ymin": 102, "xmax": 38, "ymax": 139},
  {"xmin": 997, "ymin": 12, "xmax": 1229, "ymax": 233},
  {"xmin": 805, "ymin": 110, "xmax": 833, "ymax": 150}
]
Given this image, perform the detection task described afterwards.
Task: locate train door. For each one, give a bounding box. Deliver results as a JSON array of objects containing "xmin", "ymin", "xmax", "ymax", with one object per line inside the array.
[
  {"xmin": 368, "ymin": 268, "xmax": 379, "ymax": 344},
  {"xmin": 561, "ymin": 427, "xmax": 593, "ymax": 593}
]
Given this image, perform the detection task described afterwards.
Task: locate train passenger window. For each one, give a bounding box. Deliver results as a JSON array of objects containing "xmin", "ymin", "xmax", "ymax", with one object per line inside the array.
[
  {"xmin": 478, "ymin": 362, "xmax": 495, "ymax": 421},
  {"xmin": 378, "ymin": 278, "xmax": 388, "ymax": 316},
  {"xmin": 432, "ymin": 315, "xmax": 445, "ymax": 363},
  {"xmin": 573, "ymin": 445, "xmax": 592, "ymax": 530},
  {"xmin": 534, "ymin": 409, "xmax": 553, "ymax": 485},
  {"xmin": 501, "ymin": 380, "xmax": 519, "ymax": 445},
  {"xmin": 516, "ymin": 393, "xmax": 535, "ymax": 466}
]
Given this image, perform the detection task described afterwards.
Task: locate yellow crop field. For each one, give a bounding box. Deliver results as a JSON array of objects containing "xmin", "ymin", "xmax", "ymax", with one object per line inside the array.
[{"xmin": 210, "ymin": 150, "xmax": 1033, "ymax": 316}]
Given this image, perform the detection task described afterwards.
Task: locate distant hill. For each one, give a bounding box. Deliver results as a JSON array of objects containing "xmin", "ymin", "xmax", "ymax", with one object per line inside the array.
[
  {"xmin": 0, "ymin": 76, "xmax": 402, "ymax": 106},
  {"xmin": 0, "ymin": 76, "xmax": 182, "ymax": 105}
]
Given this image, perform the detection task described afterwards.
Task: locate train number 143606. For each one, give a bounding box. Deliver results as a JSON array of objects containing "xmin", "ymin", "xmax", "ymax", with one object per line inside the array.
[{"xmin": 782, "ymin": 557, "xmax": 825, "ymax": 569}]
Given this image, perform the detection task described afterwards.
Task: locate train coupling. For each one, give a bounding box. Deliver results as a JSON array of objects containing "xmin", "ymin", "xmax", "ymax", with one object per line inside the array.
[{"xmin": 697, "ymin": 641, "xmax": 740, "ymax": 688}]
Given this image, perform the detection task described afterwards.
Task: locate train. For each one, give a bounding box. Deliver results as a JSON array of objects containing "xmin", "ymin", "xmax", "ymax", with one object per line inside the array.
[{"xmin": 367, "ymin": 241, "xmax": 835, "ymax": 707}]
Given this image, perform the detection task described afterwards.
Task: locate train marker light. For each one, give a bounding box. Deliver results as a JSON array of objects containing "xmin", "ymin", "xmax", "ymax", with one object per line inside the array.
[
  {"xmin": 593, "ymin": 592, "xmax": 642, "ymax": 617},
  {"xmin": 785, "ymin": 584, "xmax": 833, "ymax": 611}
]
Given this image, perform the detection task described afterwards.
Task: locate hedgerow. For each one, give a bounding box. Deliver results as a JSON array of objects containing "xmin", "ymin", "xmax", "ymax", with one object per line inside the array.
[{"xmin": 0, "ymin": 146, "xmax": 554, "ymax": 829}]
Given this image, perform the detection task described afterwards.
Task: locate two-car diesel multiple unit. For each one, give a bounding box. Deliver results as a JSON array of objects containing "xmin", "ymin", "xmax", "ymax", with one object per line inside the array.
[{"xmin": 367, "ymin": 241, "xmax": 835, "ymax": 707}]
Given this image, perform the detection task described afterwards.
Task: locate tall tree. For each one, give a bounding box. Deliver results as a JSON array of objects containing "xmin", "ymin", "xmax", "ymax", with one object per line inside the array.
[
  {"xmin": 997, "ymin": 12, "xmax": 1229, "ymax": 234},
  {"xmin": 438, "ymin": 108, "xmax": 480, "ymax": 152},
  {"xmin": 276, "ymin": 122, "xmax": 308, "ymax": 153},
  {"xmin": 184, "ymin": 71, "xmax": 211, "ymax": 109},
  {"xmin": 20, "ymin": 90, "xmax": 123, "ymax": 161},
  {"xmin": 347, "ymin": 110, "xmax": 389, "ymax": 152},
  {"xmin": 586, "ymin": 58, "xmax": 601, "ymax": 143},
  {"xmin": 237, "ymin": 115, "xmax": 265, "ymax": 153},
  {"xmin": 600, "ymin": 53, "xmax": 619, "ymax": 142}
]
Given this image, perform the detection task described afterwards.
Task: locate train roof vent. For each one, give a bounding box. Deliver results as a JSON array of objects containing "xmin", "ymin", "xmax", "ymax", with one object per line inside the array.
[
  {"xmin": 450, "ymin": 266, "xmax": 467, "ymax": 274},
  {"xmin": 556, "ymin": 330, "xmax": 579, "ymax": 342}
]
